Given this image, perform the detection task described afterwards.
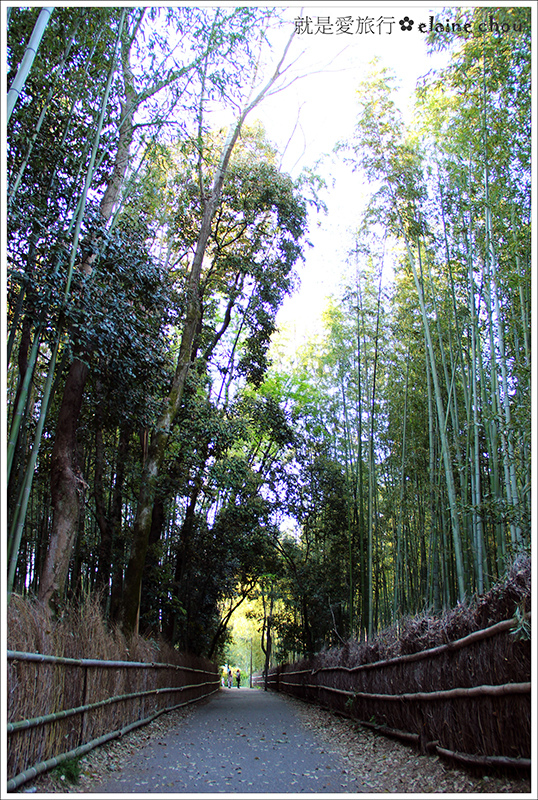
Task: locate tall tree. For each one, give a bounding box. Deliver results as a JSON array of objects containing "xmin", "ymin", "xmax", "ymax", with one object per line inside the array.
[{"xmin": 119, "ymin": 26, "xmax": 306, "ymax": 636}]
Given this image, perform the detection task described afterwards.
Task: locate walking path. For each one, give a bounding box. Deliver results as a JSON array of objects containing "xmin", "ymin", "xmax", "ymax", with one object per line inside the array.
[{"xmin": 97, "ymin": 687, "xmax": 368, "ymax": 793}]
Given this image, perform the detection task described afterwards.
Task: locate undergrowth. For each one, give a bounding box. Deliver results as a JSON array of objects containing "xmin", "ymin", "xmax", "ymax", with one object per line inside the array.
[{"xmin": 52, "ymin": 757, "xmax": 81, "ymax": 785}]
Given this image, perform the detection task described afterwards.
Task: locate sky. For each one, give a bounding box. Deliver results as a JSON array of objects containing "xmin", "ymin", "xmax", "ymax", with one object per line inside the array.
[
  {"xmin": 221, "ymin": 3, "xmax": 479, "ymax": 352},
  {"xmin": 240, "ymin": 3, "xmax": 456, "ymax": 350}
]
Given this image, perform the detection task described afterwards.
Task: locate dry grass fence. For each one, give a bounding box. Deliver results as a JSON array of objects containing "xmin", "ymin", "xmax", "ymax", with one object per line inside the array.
[
  {"xmin": 260, "ymin": 559, "xmax": 531, "ymax": 773},
  {"xmin": 6, "ymin": 594, "xmax": 219, "ymax": 791}
]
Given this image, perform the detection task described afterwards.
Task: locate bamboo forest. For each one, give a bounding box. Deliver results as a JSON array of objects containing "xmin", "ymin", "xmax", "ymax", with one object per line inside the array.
[{"xmin": 5, "ymin": 6, "xmax": 531, "ymax": 668}]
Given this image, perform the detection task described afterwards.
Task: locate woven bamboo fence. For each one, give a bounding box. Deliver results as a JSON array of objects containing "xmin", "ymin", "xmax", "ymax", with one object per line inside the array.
[
  {"xmin": 7, "ymin": 650, "xmax": 219, "ymax": 791},
  {"xmin": 261, "ymin": 614, "xmax": 531, "ymax": 772}
]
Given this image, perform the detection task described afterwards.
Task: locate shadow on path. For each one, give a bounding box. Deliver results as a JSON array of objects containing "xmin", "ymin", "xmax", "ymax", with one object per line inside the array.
[{"xmin": 98, "ymin": 687, "xmax": 368, "ymax": 793}]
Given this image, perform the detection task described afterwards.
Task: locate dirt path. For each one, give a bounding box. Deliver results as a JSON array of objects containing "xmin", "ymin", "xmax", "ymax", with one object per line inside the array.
[{"xmin": 92, "ymin": 687, "xmax": 368, "ymax": 793}]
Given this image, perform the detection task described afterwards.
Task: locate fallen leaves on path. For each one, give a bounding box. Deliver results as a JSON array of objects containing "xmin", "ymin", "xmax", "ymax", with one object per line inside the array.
[
  {"xmin": 281, "ymin": 694, "xmax": 530, "ymax": 794},
  {"xmin": 18, "ymin": 702, "xmax": 201, "ymax": 793},
  {"xmin": 19, "ymin": 692, "xmax": 530, "ymax": 794}
]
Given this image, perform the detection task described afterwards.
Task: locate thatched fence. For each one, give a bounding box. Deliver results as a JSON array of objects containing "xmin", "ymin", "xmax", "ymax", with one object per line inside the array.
[
  {"xmin": 7, "ymin": 650, "xmax": 219, "ymax": 791},
  {"xmin": 261, "ymin": 612, "xmax": 531, "ymax": 772}
]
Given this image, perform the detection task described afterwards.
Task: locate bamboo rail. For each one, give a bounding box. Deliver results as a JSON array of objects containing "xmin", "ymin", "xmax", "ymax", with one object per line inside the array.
[
  {"xmin": 7, "ymin": 650, "xmax": 220, "ymax": 790},
  {"xmin": 264, "ymin": 613, "xmax": 531, "ymax": 771},
  {"xmin": 357, "ymin": 720, "xmax": 531, "ymax": 770},
  {"xmin": 7, "ymin": 681, "xmax": 218, "ymax": 733},
  {"xmin": 279, "ymin": 613, "xmax": 531, "ymax": 678},
  {"xmin": 433, "ymin": 746, "xmax": 531, "ymax": 771},
  {"xmin": 276, "ymin": 679, "xmax": 530, "ymax": 701},
  {"xmin": 7, "ymin": 689, "xmax": 219, "ymax": 792},
  {"xmin": 7, "ymin": 650, "xmax": 215, "ymax": 670}
]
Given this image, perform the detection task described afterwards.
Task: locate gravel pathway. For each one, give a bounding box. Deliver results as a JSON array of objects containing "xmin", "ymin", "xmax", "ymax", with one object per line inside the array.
[{"xmin": 94, "ymin": 687, "xmax": 368, "ymax": 793}]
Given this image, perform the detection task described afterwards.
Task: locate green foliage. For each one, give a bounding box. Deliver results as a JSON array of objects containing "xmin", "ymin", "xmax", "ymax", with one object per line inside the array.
[
  {"xmin": 7, "ymin": 5, "xmax": 307, "ymax": 629},
  {"xmin": 52, "ymin": 757, "xmax": 81, "ymax": 785}
]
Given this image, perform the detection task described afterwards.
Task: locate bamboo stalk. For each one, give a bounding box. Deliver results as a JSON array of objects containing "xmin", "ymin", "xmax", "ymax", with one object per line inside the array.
[
  {"xmin": 481, "ymin": 48, "xmax": 523, "ymax": 552},
  {"xmin": 7, "ymin": 16, "xmax": 82, "ymax": 204},
  {"xmin": 394, "ymin": 354, "xmax": 409, "ymax": 618},
  {"xmin": 7, "ymin": 334, "xmax": 63, "ymax": 598},
  {"xmin": 7, "ymin": 7, "xmax": 54, "ymax": 122},
  {"xmin": 7, "ymin": 11, "xmax": 127, "ymax": 599}
]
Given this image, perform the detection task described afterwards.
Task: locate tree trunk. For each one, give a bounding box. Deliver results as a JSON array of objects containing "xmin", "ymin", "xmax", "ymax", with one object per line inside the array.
[
  {"xmin": 94, "ymin": 419, "xmax": 130, "ymax": 606},
  {"xmin": 261, "ymin": 584, "xmax": 274, "ymax": 691},
  {"xmin": 165, "ymin": 471, "xmax": 204, "ymax": 643},
  {"xmin": 38, "ymin": 359, "xmax": 89, "ymax": 609},
  {"xmin": 263, "ymin": 616, "xmax": 272, "ymax": 691},
  {"xmin": 31, "ymin": 12, "xmax": 127, "ymax": 610},
  {"xmin": 138, "ymin": 496, "xmax": 166, "ymax": 633},
  {"xmin": 93, "ymin": 418, "xmax": 110, "ymax": 585}
]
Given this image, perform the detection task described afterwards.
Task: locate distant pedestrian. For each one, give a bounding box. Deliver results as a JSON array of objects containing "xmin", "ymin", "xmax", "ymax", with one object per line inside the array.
[
  {"xmin": 227, "ymin": 668, "xmax": 232, "ymax": 689},
  {"xmin": 236, "ymin": 668, "xmax": 241, "ymax": 688}
]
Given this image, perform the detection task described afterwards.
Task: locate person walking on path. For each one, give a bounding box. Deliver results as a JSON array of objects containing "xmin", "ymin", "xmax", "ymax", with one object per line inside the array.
[
  {"xmin": 235, "ymin": 668, "xmax": 241, "ymax": 688},
  {"xmin": 227, "ymin": 667, "xmax": 232, "ymax": 688}
]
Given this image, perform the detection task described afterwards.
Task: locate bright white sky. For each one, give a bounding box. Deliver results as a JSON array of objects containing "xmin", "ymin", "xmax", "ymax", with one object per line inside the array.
[{"xmin": 240, "ymin": 3, "xmax": 457, "ymax": 349}]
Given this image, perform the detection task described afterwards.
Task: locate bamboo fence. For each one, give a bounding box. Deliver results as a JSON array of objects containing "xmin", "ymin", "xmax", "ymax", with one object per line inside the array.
[
  {"xmin": 7, "ymin": 650, "xmax": 219, "ymax": 791},
  {"xmin": 260, "ymin": 614, "xmax": 531, "ymax": 771}
]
